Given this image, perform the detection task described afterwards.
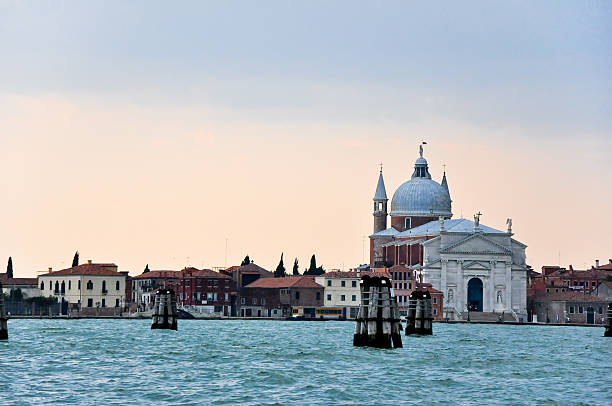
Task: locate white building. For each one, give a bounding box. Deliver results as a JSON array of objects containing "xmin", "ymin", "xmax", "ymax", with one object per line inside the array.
[
  {"xmin": 315, "ymin": 270, "xmax": 390, "ymax": 319},
  {"xmin": 415, "ymin": 217, "xmax": 528, "ymax": 320},
  {"xmin": 38, "ymin": 261, "xmax": 128, "ymax": 315},
  {"xmin": 369, "ymin": 145, "xmax": 529, "ymax": 321}
]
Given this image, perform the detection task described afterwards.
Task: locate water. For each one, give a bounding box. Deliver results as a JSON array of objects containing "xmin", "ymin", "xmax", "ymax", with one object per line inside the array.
[{"xmin": 0, "ymin": 320, "xmax": 610, "ymax": 405}]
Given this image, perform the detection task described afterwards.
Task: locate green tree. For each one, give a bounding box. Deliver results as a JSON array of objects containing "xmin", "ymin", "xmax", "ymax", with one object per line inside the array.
[
  {"xmin": 143, "ymin": 264, "xmax": 150, "ymax": 274},
  {"xmin": 274, "ymin": 253, "xmax": 286, "ymax": 278},
  {"xmin": 9, "ymin": 288, "xmax": 23, "ymax": 302},
  {"xmin": 241, "ymin": 255, "xmax": 251, "ymax": 266},
  {"xmin": 72, "ymin": 251, "xmax": 80, "ymax": 267},
  {"xmin": 6, "ymin": 257, "xmax": 13, "ymax": 279},
  {"xmin": 304, "ymin": 255, "xmax": 325, "ymax": 275},
  {"xmin": 292, "ymin": 258, "xmax": 299, "ymax": 276}
]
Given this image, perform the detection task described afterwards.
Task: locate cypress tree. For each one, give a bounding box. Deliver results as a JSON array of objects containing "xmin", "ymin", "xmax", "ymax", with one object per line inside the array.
[
  {"xmin": 72, "ymin": 251, "xmax": 80, "ymax": 267},
  {"xmin": 274, "ymin": 253, "xmax": 286, "ymax": 278},
  {"xmin": 305, "ymin": 254, "xmax": 325, "ymax": 275},
  {"xmin": 292, "ymin": 258, "xmax": 299, "ymax": 276},
  {"xmin": 6, "ymin": 257, "xmax": 13, "ymax": 279},
  {"xmin": 241, "ymin": 255, "xmax": 251, "ymax": 266}
]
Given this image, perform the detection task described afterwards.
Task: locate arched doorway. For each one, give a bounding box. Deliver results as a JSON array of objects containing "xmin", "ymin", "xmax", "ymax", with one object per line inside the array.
[
  {"xmin": 586, "ymin": 306, "xmax": 595, "ymax": 324},
  {"xmin": 467, "ymin": 278, "xmax": 483, "ymax": 312}
]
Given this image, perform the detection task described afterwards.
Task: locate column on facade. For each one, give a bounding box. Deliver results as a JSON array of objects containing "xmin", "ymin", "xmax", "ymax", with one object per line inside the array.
[
  {"xmin": 489, "ymin": 261, "xmax": 497, "ymax": 312},
  {"xmin": 407, "ymin": 243, "xmax": 411, "ymax": 266},
  {"xmin": 440, "ymin": 259, "xmax": 448, "ymax": 309},
  {"xmin": 505, "ymin": 261, "xmax": 512, "ymax": 311},
  {"xmin": 457, "ymin": 260, "xmax": 464, "ymax": 312}
]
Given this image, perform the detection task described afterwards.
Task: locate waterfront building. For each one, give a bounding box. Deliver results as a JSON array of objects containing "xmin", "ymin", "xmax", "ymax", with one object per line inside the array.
[
  {"xmin": 0, "ymin": 273, "xmax": 39, "ymax": 299},
  {"xmin": 131, "ymin": 270, "xmax": 181, "ymax": 311},
  {"xmin": 538, "ymin": 263, "xmax": 612, "ymax": 293},
  {"xmin": 222, "ymin": 263, "xmax": 273, "ymax": 316},
  {"xmin": 314, "ymin": 269, "xmax": 395, "ymax": 320},
  {"xmin": 38, "ymin": 261, "xmax": 128, "ymax": 316},
  {"xmin": 240, "ymin": 276, "xmax": 324, "ymax": 318},
  {"xmin": 177, "ymin": 267, "xmax": 232, "ymax": 316},
  {"xmin": 369, "ymin": 145, "xmax": 529, "ymax": 321},
  {"xmin": 533, "ymin": 291, "xmax": 608, "ymax": 324}
]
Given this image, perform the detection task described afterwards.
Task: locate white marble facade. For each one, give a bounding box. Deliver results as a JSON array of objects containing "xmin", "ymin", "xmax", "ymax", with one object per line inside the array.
[{"xmin": 422, "ymin": 219, "xmax": 528, "ymax": 320}]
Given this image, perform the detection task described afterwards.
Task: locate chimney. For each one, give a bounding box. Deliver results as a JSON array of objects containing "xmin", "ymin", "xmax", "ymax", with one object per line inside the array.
[
  {"xmin": 609, "ymin": 259, "xmax": 612, "ymax": 264},
  {"xmin": 48, "ymin": 267, "xmax": 52, "ymax": 273},
  {"xmin": 87, "ymin": 260, "xmax": 92, "ymax": 264},
  {"xmin": 595, "ymin": 259, "xmax": 600, "ymax": 268}
]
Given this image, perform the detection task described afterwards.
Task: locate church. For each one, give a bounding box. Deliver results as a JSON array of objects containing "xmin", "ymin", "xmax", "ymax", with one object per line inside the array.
[{"xmin": 369, "ymin": 145, "xmax": 529, "ymax": 321}]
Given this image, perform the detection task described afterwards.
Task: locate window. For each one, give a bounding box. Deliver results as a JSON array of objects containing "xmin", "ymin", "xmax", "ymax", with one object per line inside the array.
[
  {"xmin": 68, "ymin": 280, "xmax": 71, "ymax": 290},
  {"xmin": 327, "ymin": 280, "xmax": 332, "ymax": 287},
  {"xmin": 569, "ymin": 306, "xmax": 574, "ymax": 314},
  {"xmin": 180, "ymin": 293, "xmax": 183, "ymax": 300},
  {"xmin": 341, "ymin": 281, "xmax": 346, "ymax": 287},
  {"xmin": 78, "ymin": 280, "xmax": 81, "ymax": 290},
  {"xmin": 327, "ymin": 294, "xmax": 332, "ymax": 300},
  {"xmin": 340, "ymin": 295, "xmax": 346, "ymax": 301},
  {"xmin": 555, "ymin": 288, "xmax": 558, "ymax": 293},
  {"xmin": 352, "ymin": 295, "xmax": 356, "ymax": 301},
  {"xmin": 599, "ymin": 307, "xmax": 603, "ymax": 314},
  {"xmin": 433, "ymin": 297, "xmax": 437, "ymax": 304},
  {"xmin": 213, "ymin": 293, "xmax": 218, "ymax": 301},
  {"xmin": 40, "ymin": 281, "xmax": 44, "ymax": 290},
  {"xmin": 433, "ymin": 308, "xmax": 437, "ymax": 315},
  {"xmin": 115, "ymin": 299, "xmax": 120, "ymax": 307},
  {"xmin": 316, "ymin": 292, "xmax": 320, "ymax": 300},
  {"xmin": 261, "ymin": 297, "xmax": 265, "ymax": 305},
  {"xmin": 241, "ymin": 298, "xmax": 245, "ymax": 304},
  {"xmin": 578, "ymin": 307, "xmax": 584, "ymax": 313},
  {"xmin": 405, "ymin": 218, "xmax": 411, "ymax": 229},
  {"xmin": 101, "ymin": 299, "xmax": 106, "ymax": 307},
  {"xmin": 352, "ymin": 281, "xmax": 357, "ymax": 288},
  {"xmin": 102, "ymin": 280, "xmax": 107, "ymax": 293},
  {"xmin": 87, "ymin": 298, "xmax": 93, "ymax": 307},
  {"xmin": 408, "ymin": 283, "xmax": 412, "ymax": 290},
  {"xmin": 225, "ymin": 293, "xmax": 229, "ymax": 301},
  {"xmin": 197, "ymin": 292, "xmax": 201, "ymax": 300},
  {"xmin": 60, "ymin": 281, "xmax": 65, "ymax": 294},
  {"xmin": 54, "ymin": 281, "xmax": 59, "ymax": 294},
  {"xmin": 252, "ymin": 298, "xmax": 257, "ymax": 305},
  {"xmin": 116, "ymin": 281, "xmax": 120, "ymax": 290},
  {"xmin": 207, "ymin": 292, "xmax": 213, "ymax": 300},
  {"xmin": 295, "ymin": 291, "xmax": 300, "ymax": 300},
  {"xmin": 86, "ymin": 280, "xmax": 93, "ymax": 290},
  {"xmin": 546, "ymin": 288, "xmax": 550, "ymax": 293}
]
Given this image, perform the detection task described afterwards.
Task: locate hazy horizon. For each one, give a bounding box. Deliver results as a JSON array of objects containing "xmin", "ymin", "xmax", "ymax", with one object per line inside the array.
[{"xmin": 1, "ymin": 1, "xmax": 611, "ymax": 277}]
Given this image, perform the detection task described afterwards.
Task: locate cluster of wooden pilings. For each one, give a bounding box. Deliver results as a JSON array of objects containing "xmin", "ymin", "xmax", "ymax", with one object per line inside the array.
[
  {"xmin": 0, "ymin": 282, "xmax": 8, "ymax": 340},
  {"xmin": 353, "ymin": 275, "xmax": 402, "ymax": 348},
  {"xmin": 151, "ymin": 289, "xmax": 178, "ymax": 331},
  {"xmin": 605, "ymin": 303, "xmax": 612, "ymax": 338},
  {"xmin": 405, "ymin": 290, "xmax": 433, "ymax": 335}
]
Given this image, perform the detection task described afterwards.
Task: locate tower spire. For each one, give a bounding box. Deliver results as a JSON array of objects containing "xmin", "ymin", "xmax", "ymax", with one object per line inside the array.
[{"xmin": 373, "ymin": 167, "xmax": 388, "ymax": 234}]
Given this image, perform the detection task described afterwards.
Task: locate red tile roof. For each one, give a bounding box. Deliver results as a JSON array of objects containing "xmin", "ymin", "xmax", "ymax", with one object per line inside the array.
[
  {"xmin": 39, "ymin": 263, "xmax": 120, "ymax": 277},
  {"xmin": 0, "ymin": 274, "xmax": 38, "ymax": 285},
  {"xmin": 244, "ymin": 276, "xmax": 323, "ymax": 289},
  {"xmin": 133, "ymin": 270, "xmax": 181, "ymax": 279},
  {"xmin": 597, "ymin": 263, "xmax": 612, "ymax": 270},
  {"xmin": 181, "ymin": 267, "xmax": 231, "ymax": 279},
  {"xmin": 322, "ymin": 270, "xmax": 392, "ymax": 279}
]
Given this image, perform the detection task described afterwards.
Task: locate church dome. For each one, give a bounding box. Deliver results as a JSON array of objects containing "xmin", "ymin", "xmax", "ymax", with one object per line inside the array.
[{"xmin": 390, "ymin": 146, "xmax": 452, "ymax": 217}]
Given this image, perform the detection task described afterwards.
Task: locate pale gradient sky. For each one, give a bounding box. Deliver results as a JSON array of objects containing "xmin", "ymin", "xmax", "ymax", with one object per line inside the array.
[{"xmin": 1, "ymin": 1, "xmax": 611, "ymax": 277}]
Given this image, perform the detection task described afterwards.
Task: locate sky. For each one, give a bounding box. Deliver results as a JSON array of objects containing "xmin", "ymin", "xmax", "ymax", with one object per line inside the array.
[{"xmin": 1, "ymin": 1, "xmax": 611, "ymax": 277}]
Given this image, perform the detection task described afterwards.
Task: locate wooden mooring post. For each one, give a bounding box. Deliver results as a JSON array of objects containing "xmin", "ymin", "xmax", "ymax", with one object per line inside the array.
[
  {"xmin": 353, "ymin": 275, "xmax": 402, "ymax": 348},
  {"xmin": 151, "ymin": 289, "xmax": 178, "ymax": 330},
  {"xmin": 405, "ymin": 290, "xmax": 433, "ymax": 336},
  {"xmin": 0, "ymin": 282, "xmax": 7, "ymax": 340},
  {"xmin": 605, "ymin": 303, "xmax": 612, "ymax": 338}
]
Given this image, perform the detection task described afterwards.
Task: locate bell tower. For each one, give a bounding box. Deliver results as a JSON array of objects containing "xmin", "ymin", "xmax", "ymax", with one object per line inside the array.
[{"xmin": 373, "ymin": 166, "xmax": 388, "ymax": 233}]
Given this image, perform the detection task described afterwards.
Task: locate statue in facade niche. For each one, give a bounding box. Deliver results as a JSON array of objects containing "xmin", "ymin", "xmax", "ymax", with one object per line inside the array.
[
  {"xmin": 447, "ymin": 289, "xmax": 454, "ymax": 304},
  {"xmin": 497, "ymin": 290, "xmax": 503, "ymax": 304}
]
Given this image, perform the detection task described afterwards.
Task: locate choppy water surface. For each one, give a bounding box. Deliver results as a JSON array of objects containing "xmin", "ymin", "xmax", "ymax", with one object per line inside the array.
[{"xmin": 0, "ymin": 320, "xmax": 610, "ymax": 405}]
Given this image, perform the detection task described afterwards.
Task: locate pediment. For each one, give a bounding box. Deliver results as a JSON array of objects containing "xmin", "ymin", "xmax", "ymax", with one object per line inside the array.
[
  {"xmin": 462, "ymin": 260, "xmax": 489, "ymax": 270},
  {"xmin": 441, "ymin": 234, "xmax": 511, "ymax": 255}
]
